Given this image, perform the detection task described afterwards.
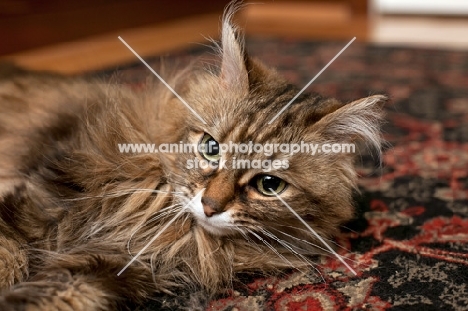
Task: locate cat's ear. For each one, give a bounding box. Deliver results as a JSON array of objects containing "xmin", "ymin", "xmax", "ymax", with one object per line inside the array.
[
  {"xmin": 311, "ymin": 95, "xmax": 386, "ymax": 151},
  {"xmin": 219, "ymin": 5, "xmax": 249, "ymax": 93}
]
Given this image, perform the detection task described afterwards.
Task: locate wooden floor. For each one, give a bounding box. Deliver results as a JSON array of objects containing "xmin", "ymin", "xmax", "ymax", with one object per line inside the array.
[
  {"xmin": 3, "ymin": 2, "xmax": 468, "ymax": 75},
  {"xmin": 2, "ymin": 13, "xmax": 222, "ymax": 74}
]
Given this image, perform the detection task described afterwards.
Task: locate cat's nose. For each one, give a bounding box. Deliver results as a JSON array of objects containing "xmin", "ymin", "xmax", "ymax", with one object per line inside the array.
[{"xmin": 201, "ymin": 197, "xmax": 222, "ymax": 217}]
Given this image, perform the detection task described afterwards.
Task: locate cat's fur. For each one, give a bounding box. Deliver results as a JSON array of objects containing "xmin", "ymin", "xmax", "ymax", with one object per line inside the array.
[{"xmin": 0, "ymin": 5, "xmax": 385, "ymax": 310}]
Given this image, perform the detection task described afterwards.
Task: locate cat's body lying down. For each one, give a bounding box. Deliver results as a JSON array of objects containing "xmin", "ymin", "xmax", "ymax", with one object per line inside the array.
[{"xmin": 0, "ymin": 5, "xmax": 384, "ymax": 310}]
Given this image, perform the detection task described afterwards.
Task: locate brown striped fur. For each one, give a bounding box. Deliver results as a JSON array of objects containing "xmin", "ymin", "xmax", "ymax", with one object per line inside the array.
[{"xmin": 0, "ymin": 3, "xmax": 385, "ymax": 310}]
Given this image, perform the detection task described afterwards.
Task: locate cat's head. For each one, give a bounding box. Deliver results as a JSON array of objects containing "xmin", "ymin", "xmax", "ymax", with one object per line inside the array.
[{"xmin": 160, "ymin": 8, "xmax": 385, "ymax": 254}]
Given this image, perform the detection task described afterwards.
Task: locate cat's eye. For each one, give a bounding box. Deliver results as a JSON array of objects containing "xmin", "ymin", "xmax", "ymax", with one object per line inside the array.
[
  {"xmin": 199, "ymin": 133, "xmax": 221, "ymax": 162},
  {"xmin": 250, "ymin": 175, "xmax": 287, "ymax": 196}
]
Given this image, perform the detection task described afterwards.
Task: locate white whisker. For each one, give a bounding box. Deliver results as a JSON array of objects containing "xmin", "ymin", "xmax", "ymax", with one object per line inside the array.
[
  {"xmin": 126, "ymin": 205, "xmax": 183, "ymax": 255},
  {"xmin": 246, "ymin": 228, "xmax": 293, "ymax": 267},
  {"xmin": 270, "ymin": 227, "xmax": 343, "ymax": 258},
  {"xmin": 62, "ymin": 188, "xmax": 182, "ymax": 202},
  {"xmin": 269, "ymin": 189, "xmax": 357, "ymax": 276},
  {"xmin": 147, "ymin": 203, "xmax": 183, "ymax": 221},
  {"xmin": 273, "ymin": 227, "xmax": 368, "ymax": 267},
  {"xmin": 234, "ymin": 225, "xmax": 263, "ymax": 253},
  {"xmin": 259, "ymin": 228, "xmax": 324, "ymax": 281},
  {"xmin": 276, "ymin": 224, "xmax": 355, "ymax": 255},
  {"xmin": 117, "ymin": 189, "xmax": 205, "ymax": 276}
]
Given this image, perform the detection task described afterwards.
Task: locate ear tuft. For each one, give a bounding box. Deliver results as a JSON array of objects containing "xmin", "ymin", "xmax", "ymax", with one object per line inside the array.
[
  {"xmin": 312, "ymin": 95, "xmax": 387, "ymax": 154},
  {"xmin": 219, "ymin": 2, "xmax": 249, "ymax": 92}
]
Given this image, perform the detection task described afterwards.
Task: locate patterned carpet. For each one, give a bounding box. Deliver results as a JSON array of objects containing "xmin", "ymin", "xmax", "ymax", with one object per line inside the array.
[{"xmin": 103, "ymin": 37, "xmax": 468, "ymax": 310}]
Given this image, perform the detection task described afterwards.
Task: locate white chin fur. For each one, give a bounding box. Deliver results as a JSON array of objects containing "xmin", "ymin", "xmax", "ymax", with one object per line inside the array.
[{"xmin": 188, "ymin": 193, "xmax": 236, "ymax": 236}]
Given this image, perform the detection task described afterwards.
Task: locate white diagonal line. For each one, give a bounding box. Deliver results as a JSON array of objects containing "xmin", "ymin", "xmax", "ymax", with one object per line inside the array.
[
  {"xmin": 269, "ymin": 189, "xmax": 357, "ymax": 276},
  {"xmin": 118, "ymin": 36, "xmax": 207, "ymax": 124},
  {"xmin": 267, "ymin": 37, "xmax": 356, "ymax": 125},
  {"xmin": 117, "ymin": 189, "xmax": 205, "ymax": 276}
]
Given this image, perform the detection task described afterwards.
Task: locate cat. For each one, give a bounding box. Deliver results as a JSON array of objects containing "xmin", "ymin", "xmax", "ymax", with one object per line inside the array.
[{"xmin": 0, "ymin": 3, "xmax": 385, "ymax": 310}]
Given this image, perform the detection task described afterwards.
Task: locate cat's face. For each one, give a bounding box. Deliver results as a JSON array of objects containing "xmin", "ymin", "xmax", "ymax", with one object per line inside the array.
[
  {"xmin": 162, "ymin": 20, "xmax": 384, "ymax": 245},
  {"xmin": 177, "ymin": 127, "xmax": 347, "ymax": 238}
]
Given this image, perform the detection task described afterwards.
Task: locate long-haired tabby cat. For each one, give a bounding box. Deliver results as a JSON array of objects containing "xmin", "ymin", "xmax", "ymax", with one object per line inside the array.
[{"xmin": 0, "ymin": 4, "xmax": 385, "ymax": 310}]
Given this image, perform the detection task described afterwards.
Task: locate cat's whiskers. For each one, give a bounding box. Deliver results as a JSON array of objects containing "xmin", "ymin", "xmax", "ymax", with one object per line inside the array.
[
  {"xmin": 61, "ymin": 188, "xmax": 181, "ymax": 202},
  {"xmin": 245, "ymin": 228, "xmax": 294, "ymax": 268},
  {"xmin": 275, "ymin": 225, "xmax": 357, "ymax": 260},
  {"xmin": 119, "ymin": 207, "xmax": 185, "ymax": 276},
  {"xmin": 126, "ymin": 203, "xmax": 183, "ymax": 255},
  {"xmin": 272, "ymin": 225, "xmax": 363, "ymax": 265},
  {"xmin": 340, "ymin": 225, "xmax": 359, "ymax": 234},
  {"xmin": 75, "ymin": 185, "xmax": 184, "ymax": 242},
  {"xmin": 259, "ymin": 228, "xmax": 311, "ymax": 262},
  {"xmin": 117, "ymin": 189, "xmax": 204, "ymax": 276},
  {"xmin": 269, "ymin": 190, "xmax": 357, "ymax": 276},
  {"xmin": 258, "ymin": 228, "xmax": 325, "ymax": 281},
  {"xmin": 233, "ymin": 225, "xmax": 264, "ymax": 253},
  {"xmin": 147, "ymin": 204, "xmax": 183, "ymax": 222},
  {"xmin": 271, "ymin": 227, "xmax": 344, "ymax": 258},
  {"xmin": 105, "ymin": 188, "xmax": 182, "ymax": 200}
]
